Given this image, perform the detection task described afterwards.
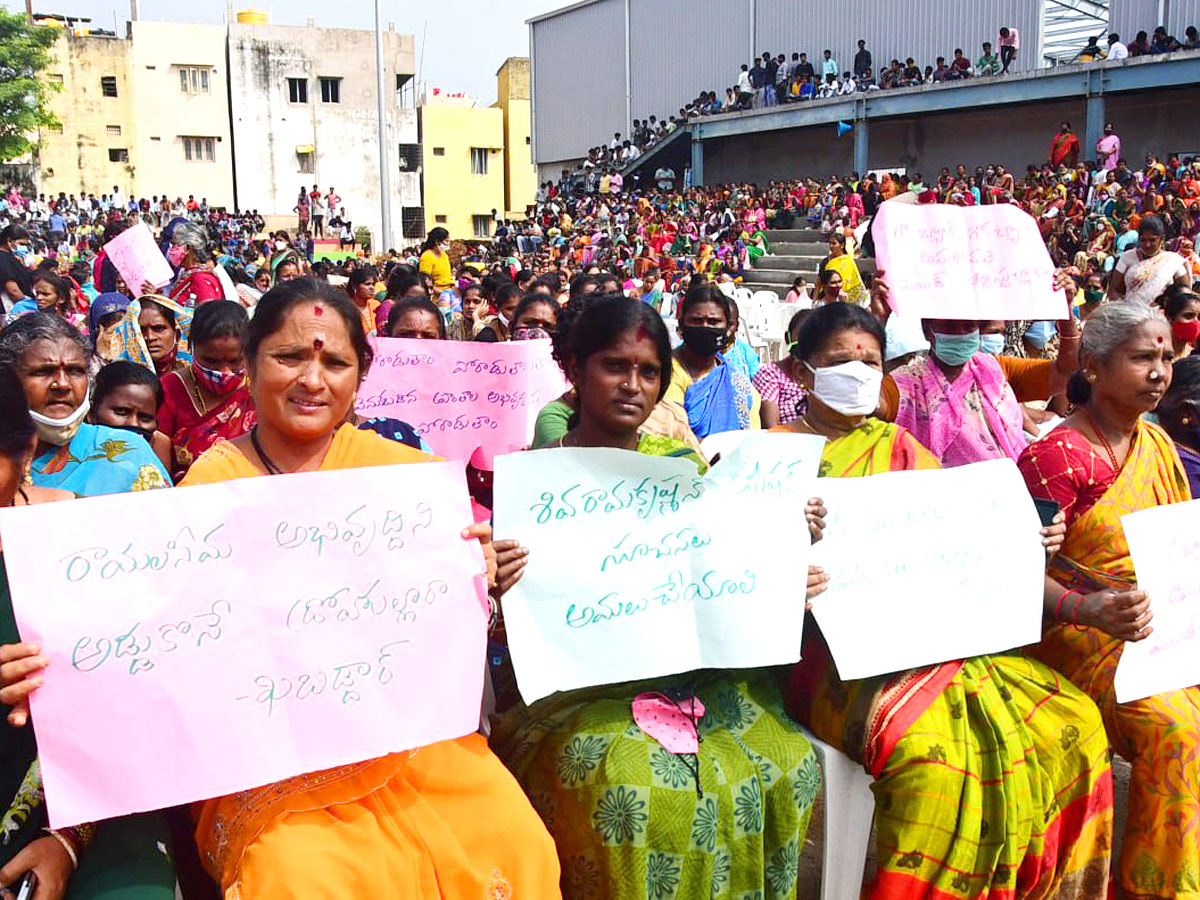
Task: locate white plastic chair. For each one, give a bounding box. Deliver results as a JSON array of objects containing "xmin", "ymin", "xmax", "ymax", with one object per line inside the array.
[{"xmin": 801, "ymin": 725, "xmax": 876, "ymax": 900}]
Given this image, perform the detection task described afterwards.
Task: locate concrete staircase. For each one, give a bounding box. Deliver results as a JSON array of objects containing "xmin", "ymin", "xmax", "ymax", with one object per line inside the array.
[{"xmin": 742, "ymin": 227, "xmax": 876, "ymax": 297}]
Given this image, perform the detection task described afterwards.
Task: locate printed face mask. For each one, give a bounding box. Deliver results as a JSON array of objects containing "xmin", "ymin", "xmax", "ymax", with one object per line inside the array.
[
  {"xmin": 804, "ymin": 359, "xmax": 882, "ymax": 416},
  {"xmin": 192, "ymin": 361, "xmax": 244, "ymax": 397}
]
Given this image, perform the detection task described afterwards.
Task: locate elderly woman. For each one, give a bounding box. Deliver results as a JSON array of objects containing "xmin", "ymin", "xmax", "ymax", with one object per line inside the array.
[
  {"xmin": 1019, "ymin": 301, "xmax": 1198, "ymax": 899},
  {"xmin": 0, "ymin": 366, "xmax": 176, "ymax": 900},
  {"xmin": 774, "ymin": 302, "xmax": 1113, "ymax": 899},
  {"xmin": 1108, "ymin": 215, "xmax": 1191, "ymax": 304},
  {"xmin": 167, "ymin": 221, "xmax": 224, "ymax": 306},
  {"xmin": 664, "ymin": 284, "xmax": 760, "ymax": 437},
  {"xmin": 493, "ymin": 295, "xmax": 821, "ymax": 900},
  {"xmin": 0, "ymin": 278, "xmax": 562, "ymax": 898},
  {"xmin": 0, "ymin": 312, "xmax": 168, "ymax": 496}
]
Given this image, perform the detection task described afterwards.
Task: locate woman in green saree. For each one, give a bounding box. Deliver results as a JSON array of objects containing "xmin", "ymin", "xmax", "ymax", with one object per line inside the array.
[
  {"xmin": 772, "ymin": 301, "xmax": 1114, "ymax": 900},
  {"xmin": 0, "ymin": 366, "xmax": 176, "ymax": 900},
  {"xmin": 491, "ymin": 295, "xmax": 826, "ymax": 900}
]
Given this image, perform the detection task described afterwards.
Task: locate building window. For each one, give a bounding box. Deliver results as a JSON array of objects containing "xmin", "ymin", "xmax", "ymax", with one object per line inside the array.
[
  {"xmin": 319, "ymin": 77, "xmax": 341, "ymax": 103},
  {"xmin": 287, "ymin": 78, "xmax": 308, "ymax": 104},
  {"xmin": 431, "ymin": 147, "xmax": 445, "ymax": 156},
  {"xmin": 401, "ymin": 207, "xmax": 425, "ymax": 238},
  {"xmin": 472, "ymin": 215, "xmax": 491, "ymax": 238},
  {"xmin": 108, "ymin": 148, "xmax": 129, "ymax": 162},
  {"xmin": 470, "ymin": 148, "xmax": 489, "ymax": 175},
  {"xmin": 397, "ymin": 143, "xmax": 421, "ymax": 172},
  {"xmin": 100, "ymin": 76, "xmax": 118, "ymax": 97},
  {"xmin": 525, "ymin": 135, "xmax": 531, "ymax": 144},
  {"xmin": 47, "ymin": 123, "xmax": 64, "ymax": 135},
  {"xmin": 178, "ymin": 67, "xmax": 211, "ymax": 94},
  {"xmin": 48, "ymin": 73, "xmax": 63, "ymax": 86},
  {"xmin": 434, "ymin": 215, "xmax": 447, "ymax": 224},
  {"xmin": 297, "ymin": 149, "xmax": 314, "ymax": 174},
  {"xmin": 183, "ymin": 136, "xmax": 216, "ymax": 162},
  {"xmin": 106, "ymin": 124, "xmax": 121, "ymax": 136}
]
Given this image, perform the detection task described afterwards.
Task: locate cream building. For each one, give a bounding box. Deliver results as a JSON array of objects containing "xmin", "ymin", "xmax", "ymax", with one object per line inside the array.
[
  {"xmin": 418, "ymin": 93, "xmax": 505, "ymax": 242},
  {"xmin": 36, "ymin": 29, "xmax": 136, "ymax": 200},
  {"xmin": 493, "ymin": 57, "xmax": 537, "ymax": 218},
  {"xmin": 226, "ymin": 18, "xmax": 419, "ymax": 251},
  {"xmin": 128, "ymin": 21, "xmax": 234, "ymax": 208}
]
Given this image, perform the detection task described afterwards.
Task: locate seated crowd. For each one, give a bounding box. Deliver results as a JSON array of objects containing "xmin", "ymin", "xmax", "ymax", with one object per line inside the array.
[{"xmin": 0, "ymin": 138, "xmax": 1197, "ymax": 899}]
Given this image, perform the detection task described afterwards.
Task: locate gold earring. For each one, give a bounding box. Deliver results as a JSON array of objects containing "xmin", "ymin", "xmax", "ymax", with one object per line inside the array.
[
  {"xmin": 1184, "ymin": 416, "xmax": 1192, "ymax": 425},
  {"xmin": 1087, "ymin": 373, "xmax": 1097, "ymax": 382}
]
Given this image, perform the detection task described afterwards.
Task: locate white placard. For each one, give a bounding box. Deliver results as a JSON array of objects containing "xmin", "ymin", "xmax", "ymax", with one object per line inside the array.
[
  {"xmin": 810, "ymin": 458, "xmax": 1046, "ymax": 680},
  {"xmin": 493, "ymin": 433, "xmax": 825, "ymax": 702}
]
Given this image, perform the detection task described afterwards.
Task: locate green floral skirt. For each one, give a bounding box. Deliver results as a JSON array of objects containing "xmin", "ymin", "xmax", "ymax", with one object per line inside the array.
[{"xmin": 491, "ymin": 669, "xmax": 818, "ymax": 900}]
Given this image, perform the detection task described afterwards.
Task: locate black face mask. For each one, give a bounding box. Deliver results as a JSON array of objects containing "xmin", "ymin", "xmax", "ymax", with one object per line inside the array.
[
  {"xmin": 110, "ymin": 423, "xmax": 156, "ymax": 445},
  {"xmin": 681, "ymin": 325, "xmax": 729, "ymax": 357}
]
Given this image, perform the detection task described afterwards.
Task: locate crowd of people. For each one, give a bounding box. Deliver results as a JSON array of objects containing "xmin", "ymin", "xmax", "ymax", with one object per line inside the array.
[
  {"xmin": 0, "ymin": 124, "xmax": 1197, "ymax": 900},
  {"xmin": 575, "ymin": 21, "xmax": 1200, "ymax": 177}
]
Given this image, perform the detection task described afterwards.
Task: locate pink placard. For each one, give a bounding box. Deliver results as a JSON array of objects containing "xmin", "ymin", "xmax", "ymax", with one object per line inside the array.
[
  {"xmin": 102, "ymin": 222, "xmax": 173, "ymax": 294},
  {"xmin": 356, "ymin": 337, "xmax": 569, "ymax": 460},
  {"xmin": 873, "ymin": 201, "xmax": 1064, "ymax": 320},
  {"xmin": 0, "ymin": 462, "xmax": 488, "ymax": 828}
]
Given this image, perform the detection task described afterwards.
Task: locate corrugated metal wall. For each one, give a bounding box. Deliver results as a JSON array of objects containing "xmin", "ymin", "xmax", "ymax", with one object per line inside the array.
[
  {"xmin": 629, "ymin": 0, "xmax": 750, "ymax": 124},
  {"xmin": 531, "ymin": 0, "xmax": 626, "ymax": 166},
  {"xmin": 1109, "ymin": 0, "xmax": 1200, "ymax": 41},
  {"xmin": 531, "ymin": 0, "xmax": 1047, "ymax": 167},
  {"xmin": 754, "ymin": 0, "xmax": 1044, "ymax": 75}
]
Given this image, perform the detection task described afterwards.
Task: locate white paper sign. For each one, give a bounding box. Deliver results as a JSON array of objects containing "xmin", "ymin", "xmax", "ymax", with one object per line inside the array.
[
  {"xmin": 493, "ymin": 433, "xmax": 825, "ymax": 702},
  {"xmin": 1114, "ymin": 499, "xmax": 1200, "ymax": 703},
  {"xmin": 810, "ymin": 458, "xmax": 1045, "ymax": 680}
]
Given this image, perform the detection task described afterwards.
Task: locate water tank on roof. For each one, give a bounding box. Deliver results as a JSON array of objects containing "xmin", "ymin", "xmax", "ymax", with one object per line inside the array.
[{"xmin": 236, "ymin": 9, "xmax": 269, "ymax": 24}]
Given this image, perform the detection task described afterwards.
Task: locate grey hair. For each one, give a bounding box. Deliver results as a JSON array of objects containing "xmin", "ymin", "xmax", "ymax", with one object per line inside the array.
[
  {"xmin": 172, "ymin": 220, "xmax": 214, "ymax": 263},
  {"xmin": 0, "ymin": 311, "xmax": 93, "ymax": 371},
  {"xmin": 1080, "ymin": 299, "xmax": 1162, "ymax": 362}
]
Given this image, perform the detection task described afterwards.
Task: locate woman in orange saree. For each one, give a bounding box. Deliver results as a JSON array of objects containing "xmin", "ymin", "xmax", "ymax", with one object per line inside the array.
[
  {"xmin": 776, "ymin": 302, "xmax": 1113, "ymax": 899},
  {"xmin": 175, "ymin": 280, "xmax": 562, "ymax": 898},
  {"xmin": 1019, "ymin": 300, "xmax": 1197, "ymax": 899}
]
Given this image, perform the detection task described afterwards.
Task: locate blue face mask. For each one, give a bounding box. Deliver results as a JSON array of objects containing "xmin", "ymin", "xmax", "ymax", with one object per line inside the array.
[
  {"xmin": 932, "ymin": 330, "xmax": 981, "ymax": 367},
  {"xmin": 979, "ymin": 333, "xmax": 1006, "ymax": 355},
  {"xmin": 1024, "ymin": 320, "xmax": 1057, "ymax": 350}
]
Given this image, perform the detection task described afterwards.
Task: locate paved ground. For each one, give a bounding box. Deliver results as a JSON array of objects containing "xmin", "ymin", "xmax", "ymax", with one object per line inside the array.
[{"xmin": 796, "ymin": 755, "xmax": 1132, "ymax": 897}]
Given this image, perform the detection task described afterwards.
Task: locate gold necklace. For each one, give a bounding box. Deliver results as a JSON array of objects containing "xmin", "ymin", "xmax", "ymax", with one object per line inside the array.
[{"xmin": 183, "ymin": 367, "xmax": 210, "ymax": 416}]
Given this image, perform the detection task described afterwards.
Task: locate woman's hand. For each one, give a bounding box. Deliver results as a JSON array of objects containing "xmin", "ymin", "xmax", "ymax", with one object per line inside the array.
[
  {"xmin": 140, "ymin": 279, "xmax": 160, "ymax": 297},
  {"xmin": 0, "ymin": 643, "xmax": 48, "ymax": 728},
  {"xmin": 868, "ymin": 269, "xmax": 891, "ymax": 325},
  {"xmin": 0, "ymin": 834, "xmax": 73, "ymax": 900},
  {"xmin": 492, "ymin": 540, "xmax": 528, "ymax": 597},
  {"xmin": 805, "ymin": 566, "xmax": 829, "ymax": 609},
  {"xmin": 805, "ymin": 497, "xmax": 827, "ymax": 544},
  {"xmin": 1052, "ymin": 266, "xmax": 1079, "ymax": 297},
  {"xmin": 1076, "ymin": 587, "xmax": 1153, "ymax": 641},
  {"xmin": 461, "ymin": 523, "xmax": 497, "ymax": 590},
  {"xmin": 1041, "ymin": 511, "xmax": 1066, "ymax": 562}
]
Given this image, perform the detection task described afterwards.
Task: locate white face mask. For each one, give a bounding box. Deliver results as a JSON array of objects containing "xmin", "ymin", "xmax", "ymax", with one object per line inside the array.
[
  {"xmin": 29, "ymin": 395, "xmax": 91, "ymax": 446},
  {"xmin": 439, "ymin": 242, "xmax": 450, "ymax": 253},
  {"xmin": 274, "ymin": 239, "xmax": 288, "ymax": 251},
  {"xmin": 804, "ymin": 359, "xmax": 882, "ymax": 416}
]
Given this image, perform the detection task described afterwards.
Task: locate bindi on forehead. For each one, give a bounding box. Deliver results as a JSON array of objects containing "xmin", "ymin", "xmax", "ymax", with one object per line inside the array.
[{"xmin": 313, "ymin": 305, "xmax": 324, "ymax": 316}]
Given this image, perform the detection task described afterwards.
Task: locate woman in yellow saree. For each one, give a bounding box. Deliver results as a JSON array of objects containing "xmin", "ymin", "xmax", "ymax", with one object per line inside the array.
[
  {"xmin": 1018, "ymin": 300, "xmax": 1197, "ymax": 899},
  {"xmin": 816, "ymin": 232, "xmax": 866, "ymax": 306},
  {"xmin": 775, "ymin": 302, "xmax": 1113, "ymax": 899}
]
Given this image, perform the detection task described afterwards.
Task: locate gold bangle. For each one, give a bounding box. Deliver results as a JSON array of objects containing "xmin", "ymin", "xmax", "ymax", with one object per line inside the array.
[{"xmin": 43, "ymin": 829, "xmax": 78, "ymax": 869}]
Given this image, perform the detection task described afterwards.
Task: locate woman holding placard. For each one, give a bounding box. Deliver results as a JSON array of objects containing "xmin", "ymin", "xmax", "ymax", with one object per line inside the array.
[
  {"xmin": 492, "ymin": 295, "xmax": 825, "ymax": 900},
  {"xmin": 0, "ymin": 367, "xmax": 177, "ymax": 900},
  {"xmin": 1019, "ymin": 300, "xmax": 1198, "ymax": 900},
  {"xmin": 1, "ymin": 278, "xmax": 562, "ymax": 899},
  {"xmin": 774, "ymin": 301, "xmax": 1114, "ymax": 900}
]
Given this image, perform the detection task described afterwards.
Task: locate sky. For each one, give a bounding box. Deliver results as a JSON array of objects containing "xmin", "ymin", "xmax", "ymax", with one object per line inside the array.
[{"xmin": 3, "ymin": 0, "xmax": 561, "ymax": 104}]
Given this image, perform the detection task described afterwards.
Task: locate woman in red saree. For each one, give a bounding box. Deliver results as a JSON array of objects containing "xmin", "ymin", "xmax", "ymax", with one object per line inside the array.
[
  {"xmin": 1019, "ymin": 300, "xmax": 1197, "ymax": 899},
  {"xmin": 158, "ymin": 300, "xmax": 255, "ymax": 476},
  {"xmin": 166, "ymin": 221, "xmax": 224, "ymax": 306}
]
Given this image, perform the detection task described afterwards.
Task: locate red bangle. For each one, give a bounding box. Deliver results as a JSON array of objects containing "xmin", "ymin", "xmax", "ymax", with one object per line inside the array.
[
  {"xmin": 1054, "ymin": 590, "xmax": 1076, "ymax": 621},
  {"xmin": 1071, "ymin": 592, "xmax": 1087, "ymax": 624}
]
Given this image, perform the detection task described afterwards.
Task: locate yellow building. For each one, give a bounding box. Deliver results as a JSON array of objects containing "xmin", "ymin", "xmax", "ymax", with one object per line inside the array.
[
  {"xmin": 37, "ymin": 30, "xmax": 136, "ymax": 200},
  {"xmin": 493, "ymin": 57, "xmax": 537, "ymax": 218},
  {"xmin": 418, "ymin": 96, "xmax": 505, "ymax": 242}
]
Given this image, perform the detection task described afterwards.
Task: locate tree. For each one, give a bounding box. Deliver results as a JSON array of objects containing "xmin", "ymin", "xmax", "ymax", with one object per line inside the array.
[{"xmin": 0, "ymin": 9, "xmax": 59, "ymax": 162}]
